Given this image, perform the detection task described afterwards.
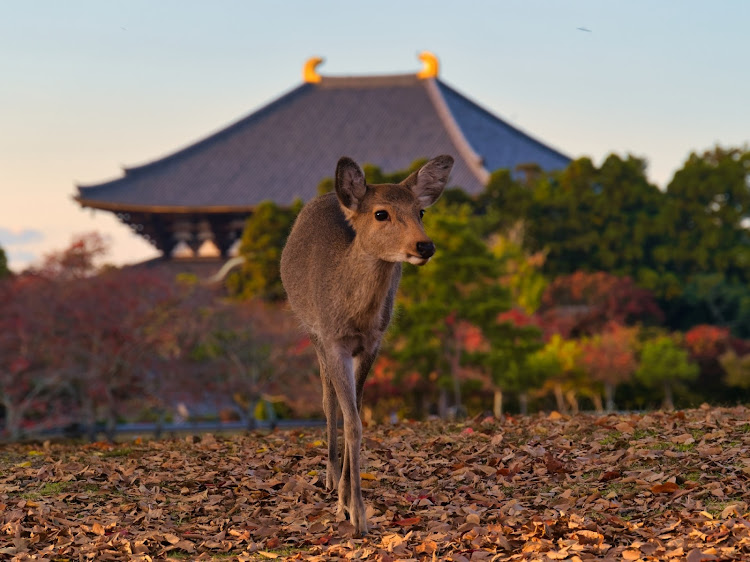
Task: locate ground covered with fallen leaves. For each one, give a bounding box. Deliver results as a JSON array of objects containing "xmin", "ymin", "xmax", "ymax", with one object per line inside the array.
[{"xmin": 2, "ymin": 406, "xmax": 750, "ymax": 561}]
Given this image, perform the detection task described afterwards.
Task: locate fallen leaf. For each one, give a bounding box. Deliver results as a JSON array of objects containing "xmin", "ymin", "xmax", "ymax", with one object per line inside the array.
[
  {"xmin": 651, "ymin": 482, "xmax": 680, "ymax": 495},
  {"xmin": 391, "ymin": 516, "xmax": 421, "ymax": 527}
]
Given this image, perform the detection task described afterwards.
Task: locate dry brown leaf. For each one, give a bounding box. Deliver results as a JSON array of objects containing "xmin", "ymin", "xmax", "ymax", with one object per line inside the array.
[{"xmin": 2, "ymin": 406, "xmax": 750, "ymax": 561}]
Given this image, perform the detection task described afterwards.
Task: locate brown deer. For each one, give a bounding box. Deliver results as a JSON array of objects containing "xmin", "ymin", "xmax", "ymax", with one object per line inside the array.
[{"xmin": 280, "ymin": 154, "xmax": 453, "ymax": 535}]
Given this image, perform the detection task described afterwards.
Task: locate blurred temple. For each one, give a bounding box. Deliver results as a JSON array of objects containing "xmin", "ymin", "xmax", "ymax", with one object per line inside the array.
[{"xmin": 75, "ymin": 53, "xmax": 569, "ymax": 261}]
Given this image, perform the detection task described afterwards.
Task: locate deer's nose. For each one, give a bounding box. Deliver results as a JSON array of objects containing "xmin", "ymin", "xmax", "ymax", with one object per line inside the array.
[{"xmin": 416, "ymin": 241, "xmax": 435, "ymax": 259}]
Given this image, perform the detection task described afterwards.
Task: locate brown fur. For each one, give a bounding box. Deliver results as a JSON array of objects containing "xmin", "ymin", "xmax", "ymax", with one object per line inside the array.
[{"xmin": 280, "ymin": 154, "xmax": 453, "ymax": 535}]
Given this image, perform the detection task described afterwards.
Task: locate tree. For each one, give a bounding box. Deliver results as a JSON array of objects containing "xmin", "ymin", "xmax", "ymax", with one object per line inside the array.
[
  {"xmin": 654, "ymin": 147, "xmax": 750, "ymax": 285},
  {"xmin": 537, "ymin": 335, "xmax": 586, "ymax": 413},
  {"xmin": 474, "ymin": 168, "xmax": 533, "ymax": 237},
  {"xmin": 0, "ymin": 275, "xmax": 70, "ymax": 439},
  {"xmin": 477, "ymin": 309, "xmax": 544, "ymax": 418},
  {"xmin": 61, "ymin": 267, "xmax": 185, "ymax": 440},
  {"xmin": 36, "ymin": 232, "xmax": 109, "ymax": 280},
  {"xmin": 226, "ymin": 199, "xmax": 302, "ymax": 301},
  {"xmin": 490, "ymin": 230, "xmax": 548, "ymax": 314},
  {"xmin": 523, "ymin": 155, "xmax": 663, "ymax": 285},
  {"xmin": 392, "ymin": 202, "xmax": 512, "ymax": 417},
  {"xmin": 720, "ymin": 348, "xmax": 750, "ymax": 391},
  {"xmin": 0, "ymin": 244, "xmax": 10, "ymax": 279},
  {"xmin": 673, "ymin": 274, "xmax": 750, "ymax": 338},
  {"xmin": 537, "ymin": 271, "xmax": 663, "ymax": 339},
  {"xmin": 578, "ymin": 324, "xmax": 639, "ymax": 411},
  {"xmin": 192, "ymin": 300, "xmax": 319, "ymax": 428},
  {"xmin": 635, "ymin": 335, "xmax": 699, "ymax": 410}
]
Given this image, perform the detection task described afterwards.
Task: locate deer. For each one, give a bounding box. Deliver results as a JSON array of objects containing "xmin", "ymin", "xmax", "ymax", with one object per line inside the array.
[{"xmin": 280, "ymin": 154, "xmax": 454, "ymax": 535}]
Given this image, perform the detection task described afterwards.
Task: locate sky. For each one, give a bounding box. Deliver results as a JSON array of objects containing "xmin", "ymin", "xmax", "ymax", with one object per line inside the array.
[{"xmin": 1, "ymin": 1, "xmax": 749, "ymax": 272}]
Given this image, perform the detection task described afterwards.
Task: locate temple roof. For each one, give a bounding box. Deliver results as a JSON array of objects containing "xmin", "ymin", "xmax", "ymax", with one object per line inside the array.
[{"xmin": 76, "ymin": 56, "xmax": 570, "ymax": 213}]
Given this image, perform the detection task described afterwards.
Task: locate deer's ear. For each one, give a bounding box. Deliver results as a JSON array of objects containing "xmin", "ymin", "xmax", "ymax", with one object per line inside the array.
[
  {"xmin": 335, "ymin": 157, "xmax": 367, "ymax": 212},
  {"xmin": 406, "ymin": 155, "xmax": 454, "ymax": 207}
]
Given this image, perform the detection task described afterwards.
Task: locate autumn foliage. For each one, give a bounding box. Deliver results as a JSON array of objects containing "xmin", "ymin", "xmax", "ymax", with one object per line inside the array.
[
  {"xmin": 3, "ymin": 407, "xmax": 750, "ymax": 560},
  {"xmin": 0, "ymin": 234, "xmax": 317, "ymax": 440}
]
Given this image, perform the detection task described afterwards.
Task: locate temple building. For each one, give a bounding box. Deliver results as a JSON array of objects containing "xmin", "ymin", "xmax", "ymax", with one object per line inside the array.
[{"xmin": 75, "ymin": 53, "xmax": 570, "ymax": 260}]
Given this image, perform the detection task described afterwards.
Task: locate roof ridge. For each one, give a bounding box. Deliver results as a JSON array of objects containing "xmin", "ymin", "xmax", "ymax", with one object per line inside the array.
[
  {"xmin": 317, "ymin": 73, "xmax": 421, "ymax": 88},
  {"xmin": 436, "ymin": 80, "xmax": 570, "ymax": 163},
  {"xmin": 423, "ymin": 78, "xmax": 490, "ymax": 185}
]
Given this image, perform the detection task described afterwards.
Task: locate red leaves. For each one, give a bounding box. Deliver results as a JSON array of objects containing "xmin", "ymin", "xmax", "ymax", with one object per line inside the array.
[
  {"xmin": 538, "ymin": 271, "xmax": 663, "ymax": 338},
  {"xmin": 685, "ymin": 324, "xmax": 731, "ymax": 360}
]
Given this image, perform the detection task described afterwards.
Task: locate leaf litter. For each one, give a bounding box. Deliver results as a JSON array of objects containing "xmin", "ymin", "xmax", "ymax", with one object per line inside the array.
[{"xmin": 2, "ymin": 405, "xmax": 750, "ymax": 560}]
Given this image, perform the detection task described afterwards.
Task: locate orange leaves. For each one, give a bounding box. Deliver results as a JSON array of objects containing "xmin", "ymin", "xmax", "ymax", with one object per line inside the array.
[
  {"xmin": 390, "ymin": 516, "xmax": 421, "ymax": 527},
  {"xmin": 651, "ymin": 481, "xmax": 680, "ymax": 495},
  {"xmin": 3, "ymin": 407, "xmax": 750, "ymax": 560}
]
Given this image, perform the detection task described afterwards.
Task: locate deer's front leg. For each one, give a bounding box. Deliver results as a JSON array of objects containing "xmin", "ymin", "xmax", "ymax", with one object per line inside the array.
[
  {"xmin": 314, "ymin": 340, "xmax": 341, "ymax": 491},
  {"xmin": 328, "ymin": 348, "xmax": 368, "ymax": 536},
  {"xmin": 321, "ymin": 370, "xmax": 341, "ymax": 491}
]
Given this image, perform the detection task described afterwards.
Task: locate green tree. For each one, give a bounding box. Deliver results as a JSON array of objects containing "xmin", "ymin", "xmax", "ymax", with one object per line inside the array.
[
  {"xmin": 654, "ymin": 147, "xmax": 750, "ymax": 283},
  {"xmin": 635, "ymin": 335, "xmax": 699, "ymax": 410},
  {"xmin": 226, "ymin": 199, "xmax": 302, "ymax": 301},
  {"xmin": 474, "ymin": 168, "xmax": 533, "ymax": 237},
  {"xmin": 490, "ymin": 231, "xmax": 547, "ymax": 314},
  {"xmin": 391, "ymin": 202, "xmax": 512, "ymax": 417},
  {"xmin": 524, "ymin": 155, "xmax": 664, "ymax": 287},
  {"xmin": 720, "ymin": 350, "xmax": 750, "ymax": 390},
  {"xmin": 0, "ymin": 245, "xmax": 9, "ymax": 279},
  {"xmin": 520, "ymin": 347, "xmax": 560, "ymax": 414},
  {"xmin": 474, "ymin": 313, "xmax": 543, "ymax": 417},
  {"xmin": 538, "ymin": 335, "xmax": 587, "ymax": 413},
  {"xmin": 666, "ymin": 271, "xmax": 750, "ymax": 339}
]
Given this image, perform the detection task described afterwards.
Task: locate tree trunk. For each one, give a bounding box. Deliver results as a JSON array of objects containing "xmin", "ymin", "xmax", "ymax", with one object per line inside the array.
[
  {"xmin": 263, "ymin": 398, "xmax": 277, "ymax": 430},
  {"xmin": 553, "ymin": 383, "xmax": 566, "ymax": 414},
  {"xmin": 82, "ymin": 394, "xmax": 98, "ymax": 442},
  {"xmin": 154, "ymin": 408, "xmax": 165, "ymax": 440},
  {"xmin": 663, "ymin": 381, "xmax": 675, "ymax": 411},
  {"xmin": 438, "ymin": 387, "xmax": 448, "ymax": 419},
  {"xmin": 3, "ymin": 399, "xmax": 22, "ymax": 441},
  {"xmin": 565, "ymin": 389, "xmax": 579, "ymax": 414},
  {"xmin": 518, "ymin": 391, "xmax": 529, "ymax": 416},
  {"xmin": 604, "ymin": 382, "xmax": 616, "ymax": 412},
  {"xmin": 104, "ymin": 388, "xmax": 117, "ymax": 442},
  {"xmin": 591, "ymin": 392, "xmax": 604, "ymax": 413},
  {"xmin": 493, "ymin": 388, "xmax": 503, "ymax": 419},
  {"xmin": 246, "ymin": 398, "xmax": 258, "ymax": 431},
  {"xmin": 450, "ymin": 349, "xmax": 463, "ymax": 418}
]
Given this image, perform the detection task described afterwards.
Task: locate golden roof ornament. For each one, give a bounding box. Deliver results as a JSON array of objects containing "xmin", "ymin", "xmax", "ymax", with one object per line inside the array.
[
  {"xmin": 303, "ymin": 56, "xmax": 324, "ymax": 83},
  {"xmin": 417, "ymin": 51, "xmax": 439, "ymax": 79}
]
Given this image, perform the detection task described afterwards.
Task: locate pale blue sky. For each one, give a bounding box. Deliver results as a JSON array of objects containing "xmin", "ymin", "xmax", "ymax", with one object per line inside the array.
[{"xmin": 1, "ymin": 1, "xmax": 748, "ymax": 270}]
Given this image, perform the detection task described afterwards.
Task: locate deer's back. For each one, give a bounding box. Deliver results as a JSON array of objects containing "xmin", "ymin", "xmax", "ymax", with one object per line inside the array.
[{"xmin": 281, "ymin": 193, "xmax": 354, "ymax": 327}]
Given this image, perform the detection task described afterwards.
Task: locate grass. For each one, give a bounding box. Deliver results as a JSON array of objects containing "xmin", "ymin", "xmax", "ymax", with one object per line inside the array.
[
  {"xmin": 599, "ymin": 431, "xmax": 622, "ymax": 447},
  {"xmin": 21, "ymin": 481, "xmax": 72, "ymax": 500}
]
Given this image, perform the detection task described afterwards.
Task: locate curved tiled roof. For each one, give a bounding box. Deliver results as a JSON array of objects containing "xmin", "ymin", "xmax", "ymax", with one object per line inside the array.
[{"xmin": 76, "ymin": 73, "xmax": 570, "ymax": 212}]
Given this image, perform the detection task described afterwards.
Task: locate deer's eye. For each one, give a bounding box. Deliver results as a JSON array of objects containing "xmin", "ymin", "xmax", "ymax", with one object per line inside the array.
[
  {"xmin": 374, "ymin": 210, "xmax": 389, "ymax": 221},
  {"xmin": 419, "ymin": 209, "xmax": 425, "ymax": 219}
]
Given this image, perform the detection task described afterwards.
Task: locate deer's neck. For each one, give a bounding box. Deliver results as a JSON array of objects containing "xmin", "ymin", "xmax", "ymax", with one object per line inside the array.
[{"xmin": 339, "ymin": 248, "xmax": 399, "ymax": 333}]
